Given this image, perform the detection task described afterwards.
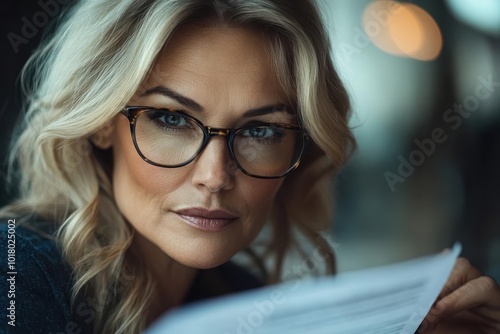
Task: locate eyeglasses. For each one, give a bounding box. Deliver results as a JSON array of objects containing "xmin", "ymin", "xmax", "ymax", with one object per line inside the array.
[{"xmin": 120, "ymin": 106, "xmax": 308, "ymax": 179}]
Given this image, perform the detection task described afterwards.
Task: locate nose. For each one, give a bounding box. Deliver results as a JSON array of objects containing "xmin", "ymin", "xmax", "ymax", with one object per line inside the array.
[{"xmin": 191, "ymin": 137, "xmax": 234, "ymax": 192}]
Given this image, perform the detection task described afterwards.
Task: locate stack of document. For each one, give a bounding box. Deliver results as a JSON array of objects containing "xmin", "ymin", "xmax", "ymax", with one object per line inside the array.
[{"xmin": 147, "ymin": 243, "xmax": 461, "ymax": 334}]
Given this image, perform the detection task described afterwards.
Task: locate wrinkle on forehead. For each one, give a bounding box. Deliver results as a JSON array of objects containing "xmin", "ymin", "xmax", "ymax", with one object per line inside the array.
[{"xmin": 137, "ymin": 23, "xmax": 288, "ymax": 118}]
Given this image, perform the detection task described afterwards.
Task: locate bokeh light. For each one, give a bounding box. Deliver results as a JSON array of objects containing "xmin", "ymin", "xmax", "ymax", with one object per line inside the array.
[{"xmin": 363, "ymin": 1, "xmax": 443, "ymax": 61}]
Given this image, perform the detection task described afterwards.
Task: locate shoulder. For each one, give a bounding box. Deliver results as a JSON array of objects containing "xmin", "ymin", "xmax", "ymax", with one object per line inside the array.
[
  {"xmin": 1, "ymin": 219, "xmax": 66, "ymax": 269},
  {"xmin": 0, "ymin": 218, "xmax": 86, "ymax": 333},
  {"xmin": 0, "ymin": 219, "xmax": 70, "ymax": 285}
]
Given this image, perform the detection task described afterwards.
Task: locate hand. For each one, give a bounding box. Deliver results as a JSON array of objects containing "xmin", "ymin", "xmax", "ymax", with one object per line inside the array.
[{"xmin": 417, "ymin": 257, "xmax": 500, "ymax": 334}]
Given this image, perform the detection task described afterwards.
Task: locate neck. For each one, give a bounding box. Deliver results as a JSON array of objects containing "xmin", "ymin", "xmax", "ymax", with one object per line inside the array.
[{"xmin": 131, "ymin": 233, "xmax": 198, "ymax": 326}]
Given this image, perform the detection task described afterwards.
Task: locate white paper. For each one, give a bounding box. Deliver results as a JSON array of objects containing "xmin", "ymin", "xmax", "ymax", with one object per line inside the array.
[{"xmin": 146, "ymin": 243, "xmax": 461, "ymax": 334}]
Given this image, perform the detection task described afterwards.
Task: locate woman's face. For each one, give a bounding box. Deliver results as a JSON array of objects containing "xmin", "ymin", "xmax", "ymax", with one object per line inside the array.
[{"xmin": 110, "ymin": 23, "xmax": 291, "ymax": 269}]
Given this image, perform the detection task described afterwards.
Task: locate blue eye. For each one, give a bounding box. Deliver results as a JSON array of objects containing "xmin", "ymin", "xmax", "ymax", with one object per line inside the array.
[
  {"xmin": 157, "ymin": 113, "xmax": 188, "ymax": 127},
  {"xmin": 145, "ymin": 110, "xmax": 193, "ymax": 132},
  {"xmin": 247, "ymin": 127, "xmax": 275, "ymax": 138},
  {"xmin": 164, "ymin": 114, "xmax": 187, "ymax": 127},
  {"xmin": 240, "ymin": 126, "xmax": 286, "ymax": 143}
]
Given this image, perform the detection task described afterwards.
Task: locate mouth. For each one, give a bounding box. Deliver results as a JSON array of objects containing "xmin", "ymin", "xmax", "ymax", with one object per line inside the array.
[{"xmin": 175, "ymin": 207, "xmax": 239, "ymax": 232}]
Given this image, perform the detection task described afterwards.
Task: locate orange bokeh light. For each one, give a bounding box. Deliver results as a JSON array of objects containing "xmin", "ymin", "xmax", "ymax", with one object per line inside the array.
[{"xmin": 363, "ymin": 1, "xmax": 443, "ymax": 61}]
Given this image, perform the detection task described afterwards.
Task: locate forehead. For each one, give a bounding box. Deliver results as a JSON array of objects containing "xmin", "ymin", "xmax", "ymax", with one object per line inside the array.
[
  {"xmin": 140, "ymin": 23, "xmax": 287, "ymax": 108},
  {"xmin": 159, "ymin": 23, "xmax": 270, "ymax": 72}
]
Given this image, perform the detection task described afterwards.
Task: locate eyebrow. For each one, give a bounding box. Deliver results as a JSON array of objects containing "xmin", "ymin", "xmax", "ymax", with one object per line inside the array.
[
  {"xmin": 141, "ymin": 85, "xmax": 290, "ymax": 117},
  {"xmin": 242, "ymin": 104, "xmax": 290, "ymax": 118},
  {"xmin": 141, "ymin": 86, "xmax": 203, "ymax": 112}
]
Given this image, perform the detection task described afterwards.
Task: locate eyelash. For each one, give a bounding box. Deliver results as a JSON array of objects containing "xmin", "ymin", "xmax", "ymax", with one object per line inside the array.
[
  {"xmin": 240, "ymin": 127, "xmax": 286, "ymax": 144},
  {"xmin": 147, "ymin": 111, "xmax": 194, "ymax": 133}
]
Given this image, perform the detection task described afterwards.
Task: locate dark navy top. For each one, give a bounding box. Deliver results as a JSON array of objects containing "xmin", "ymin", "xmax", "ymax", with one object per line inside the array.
[{"xmin": 0, "ymin": 219, "xmax": 263, "ymax": 334}]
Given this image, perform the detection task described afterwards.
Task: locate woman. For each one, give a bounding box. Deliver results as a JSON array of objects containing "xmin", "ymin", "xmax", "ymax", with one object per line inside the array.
[{"xmin": 0, "ymin": 0, "xmax": 498, "ymax": 333}]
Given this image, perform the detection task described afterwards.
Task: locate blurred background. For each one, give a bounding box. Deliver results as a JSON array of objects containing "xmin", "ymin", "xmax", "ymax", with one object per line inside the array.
[
  {"xmin": 320, "ymin": 0, "xmax": 500, "ymax": 281},
  {"xmin": 1, "ymin": 0, "xmax": 499, "ymax": 281}
]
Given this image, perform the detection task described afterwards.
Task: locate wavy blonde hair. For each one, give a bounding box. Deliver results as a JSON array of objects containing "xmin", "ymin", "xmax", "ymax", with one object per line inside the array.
[{"xmin": 1, "ymin": 0, "xmax": 355, "ymax": 332}]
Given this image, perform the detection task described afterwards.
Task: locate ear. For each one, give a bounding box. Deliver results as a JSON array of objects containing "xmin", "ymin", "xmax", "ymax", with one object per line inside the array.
[{"xmin": 90, "ymin": 122, "xmax": 115, "ymax": 149}]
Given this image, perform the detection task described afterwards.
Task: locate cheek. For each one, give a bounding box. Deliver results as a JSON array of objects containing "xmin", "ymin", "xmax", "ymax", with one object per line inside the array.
[
  {"xmin": 240, "ymin": 178, "xmax": 283, "ymax": 226},
  {"xmin": 111, "ymin": 119, "xmax": 186, "ymax": 223},
  {"xmin": 247, "ymin": 178, "xmax": 283, "ymax": 202}
]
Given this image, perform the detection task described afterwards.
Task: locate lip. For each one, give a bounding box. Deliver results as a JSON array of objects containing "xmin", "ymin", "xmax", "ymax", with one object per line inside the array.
[{"xmin": 175, "ymin": 207, "xmax": 239, "ymax": 232}]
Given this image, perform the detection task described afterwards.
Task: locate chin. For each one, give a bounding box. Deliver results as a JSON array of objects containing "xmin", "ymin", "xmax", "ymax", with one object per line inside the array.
[{"xmin": 176, "ymin": 253, "xmax": 234, "ymax": 270}]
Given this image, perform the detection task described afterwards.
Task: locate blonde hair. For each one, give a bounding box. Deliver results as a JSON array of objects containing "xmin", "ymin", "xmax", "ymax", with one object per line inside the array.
[{"xmin": 1, "ymin": 0, "xmax": 355, "ymax": 332}]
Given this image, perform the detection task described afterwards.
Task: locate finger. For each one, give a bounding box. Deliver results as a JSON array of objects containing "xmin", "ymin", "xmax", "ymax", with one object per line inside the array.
[
  {"xmin": 437, "ymin": 258, "xmax": 482, "ymax": 300},
  {"xmin": 433, "ymin": 276, "xmax": 500, "ymax": 322}
]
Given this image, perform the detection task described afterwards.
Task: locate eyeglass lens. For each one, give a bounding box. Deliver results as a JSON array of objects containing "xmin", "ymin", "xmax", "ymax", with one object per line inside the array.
[{"xmin": 133, "ymin": 109, "xmax": 303, "ymax": 177}]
